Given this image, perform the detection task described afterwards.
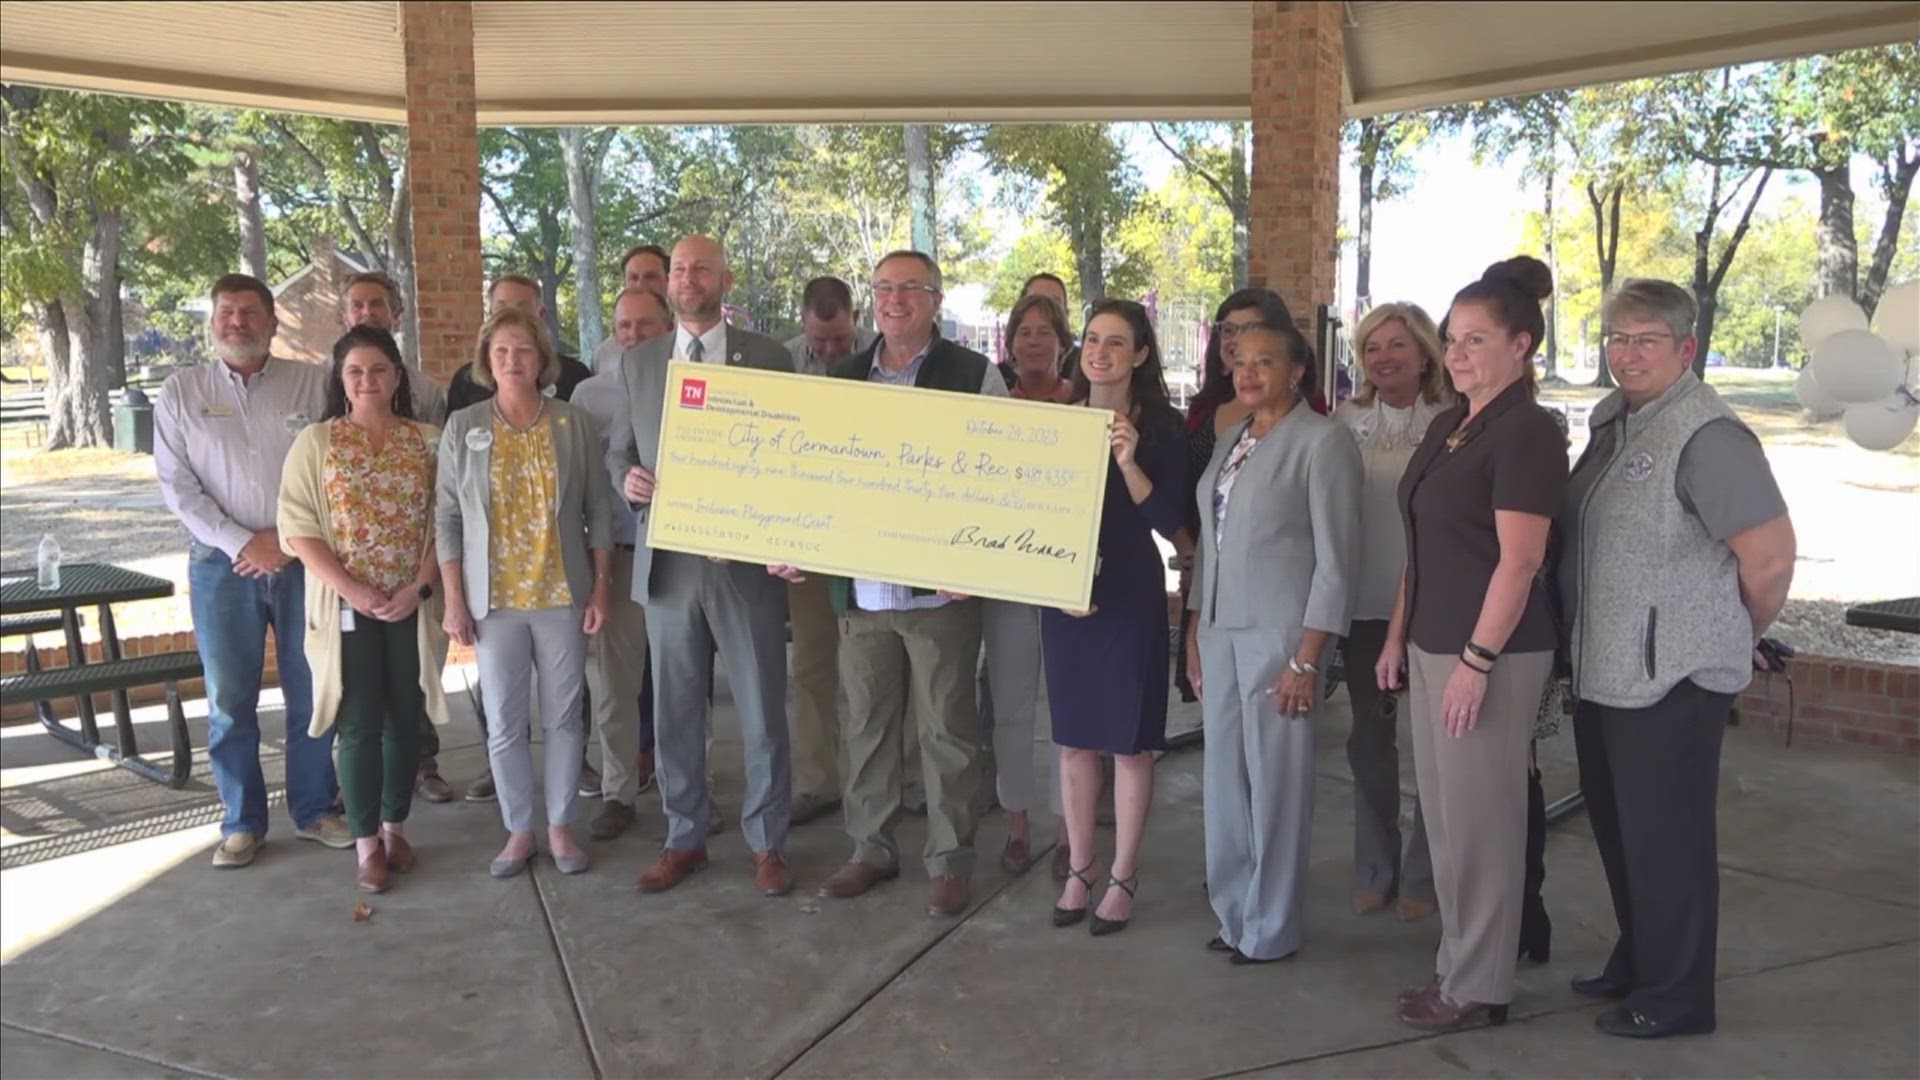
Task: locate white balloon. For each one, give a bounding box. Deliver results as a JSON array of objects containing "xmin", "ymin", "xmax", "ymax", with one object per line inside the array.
[
  {"xmin": 1798, "ymin": 295, "xmax": 1869, "ymax": 353},
  {"xmin": 1811, "ymin": 328, "xmax": 1904, "ymax": 404},
  {"xmin": 1872, "ymin": 278, "xmax": 1920, "ymax": 357},
  {"xmin": 1843, "ymin": 394, "xmax": 1920, "ymax": 451},
  {"xmin": 1795, "ymin": 366, "xmax": 1845, "ymax": 420}
]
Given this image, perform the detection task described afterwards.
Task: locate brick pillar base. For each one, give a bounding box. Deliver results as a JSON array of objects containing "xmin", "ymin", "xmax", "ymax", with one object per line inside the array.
[
  {"xmin": 1248, "ymin": 1, "xmax": 1344, "ymax": 327},
  {"xmin": 402, "ymin": 1, "xmax": 485, "ymax": 382}
]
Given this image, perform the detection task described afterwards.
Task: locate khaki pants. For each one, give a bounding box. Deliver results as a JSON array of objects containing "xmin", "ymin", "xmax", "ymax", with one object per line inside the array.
[
  {"xmin": 1408, "ymin": 647, "xmax": 1551, "ymax": 1006},
  {"xmin": 584, "ymin": 547, "xmax": 648, "ymax": 805},
  {"xmin": 839, "ymin": 601, "xmax": 983, "ymax": 877},
  {"xmin": 787, "ymin": 575, "xmax": 841, "ymax": 799}
]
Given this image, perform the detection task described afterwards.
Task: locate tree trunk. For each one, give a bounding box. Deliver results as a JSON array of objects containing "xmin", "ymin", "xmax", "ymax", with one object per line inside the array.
[
  {"xmin": 537, "ymin": 267, "xmax": 565, "ymax": 350},
  {"xmin": 1691, "ymin": 166, "xmax": 1771, "ymax": 379},
  {"xmin": 234, "ymin": 148, "xmax": 267, "ymax": 280},
  {"xmin": 558, "ymin": 129, "xmax": 606, "ymax": 354},
  {"xmin": 1589, "ymin": 181, "xmax": 1622, "ymax": 389},
  {"xmin": 1861, "ymin": 154, "xmax": 1919, "ymax": 318},
  {"xmin": 1230, "ymin": 121, "xmax": 1249, "ymax": 287},
  {"xmin": 1355, "ymin": 118, "xmax": 1379, "ymax": 311},
  {"xmin": 388, "ymin": 175, "xmax": 420, "ymax": 367},
  {"xmin": 1068, "ymin": 203, "xmax": 1105, "ymax": 311},
  {"xmin": 43, "ymin": 292, "xmax": 113, "ymax": 449},
  {"xmin": 1813, "ymin": 161, "xmax": 1858, "ymax": 300},
  {"xmin": 905, "ymin": 125, "xmax": 936, "ymax": 258}
]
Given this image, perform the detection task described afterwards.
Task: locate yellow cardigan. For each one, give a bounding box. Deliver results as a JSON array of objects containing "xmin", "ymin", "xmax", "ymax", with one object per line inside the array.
[{"xmin": 277, "ymin": 419, "xmax": 452, "ymax": 738}]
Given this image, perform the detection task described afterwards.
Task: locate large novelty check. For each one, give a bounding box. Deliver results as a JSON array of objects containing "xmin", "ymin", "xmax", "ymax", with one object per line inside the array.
[{"xmin": 646, "ymin": 361, "xmax": 1110, "ymax": 609}]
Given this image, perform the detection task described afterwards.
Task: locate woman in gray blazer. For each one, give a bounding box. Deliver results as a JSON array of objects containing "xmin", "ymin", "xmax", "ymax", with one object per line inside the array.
[
  {"xmin": 1185, "ymin": 322, "xmax": 1362, "ymax": 964},
  {"xmin": 438, "ymin": 308, "xmax": 612, "ymax": 878}
]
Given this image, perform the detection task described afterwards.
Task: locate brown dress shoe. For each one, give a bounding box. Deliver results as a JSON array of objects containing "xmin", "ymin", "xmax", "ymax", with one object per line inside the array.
[
  {"xmin": 753, "ymin": 851, "xmax": 794, "ymax": 896},
  {"xmin": 590, "ymin": 800, "xmax": 636, "ymax": 840},
  {"xmin": 357, "ymin": 844, "xmax": 391, "ymax": 894},
  {"xmin": 818, "ymin": 860, "xmax": 899, "ymax": 899},
  {"xmin": 927, "ymin": 874, "xmax": 970, "ymax": 917},
  {"xmin": 1353, "ymin": 890, "xmax": 1388, "ymax": 915},
  {"xmin": 636, "ymin": 847, "xmax": 708, "ymax": 893},
  {"xmin": 1397, "ymin": 897, "xmax": 1437, "ymax": 922},
  {"xmin": 384, "ymin": 833, "xmax": 416, "ymax": 873},
  {"xmin": 1000, "ymin": 836, "xmax": 1032, "ymax": 875}
]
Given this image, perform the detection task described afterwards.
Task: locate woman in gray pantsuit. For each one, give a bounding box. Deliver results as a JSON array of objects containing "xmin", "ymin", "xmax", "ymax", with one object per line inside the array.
[
  {"xmin": 438, "ymin": 308, "xmax": 612, "ymax": 878},
  {"xmin": 1186, "ymin": 323, "xmax": 1361, "ymax": 964}
]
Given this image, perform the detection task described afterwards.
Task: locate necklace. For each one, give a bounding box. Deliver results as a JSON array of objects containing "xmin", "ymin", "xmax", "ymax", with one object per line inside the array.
[{"xmin": 493, "ymin": 395, "xmax": 546, "ymax": 432}]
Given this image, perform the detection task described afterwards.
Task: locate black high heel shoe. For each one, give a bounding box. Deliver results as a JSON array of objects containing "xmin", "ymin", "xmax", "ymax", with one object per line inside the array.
[
  {"xmin": 1089, "ymin": 873, "xmax": 1137, "ymax": 937},
  {"xmin": 1053, "ymin": 862, "xmax": 1097, "ymax": 927}
]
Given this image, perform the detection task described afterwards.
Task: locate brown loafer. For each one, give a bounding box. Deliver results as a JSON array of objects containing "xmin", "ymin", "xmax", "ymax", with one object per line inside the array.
[
  {"xmin": 1397, "ymin": 897, "xmax": 1437, "ymax": 922},
  {"xmin": 1398, "ymin": 991, "xmax": 1508, "ymax": 1031},
  {"xmin": 927, "ymin": 874, "xmax": 970, "ymax": 917},
  {"xmin": 636, "ymin": 847, "xmax": 708, "ymax": 893},
  {"xmin": 384, "ymin": 833, "xmax": 416, "ymax": 873},
  {"xmin": 1000, "ymin": 836, "xmax": 1032, "ymax": 876},
  {"xmin": 818, "ymin": 860, "xmax": 899, "ymax": 899},
  {"xmin": 1398, "ymin": 975, "xmax": 1441, "ymax": 1007},
  {"xmin": 1353, "ymin": 890, "xmax": 1388, "ymax": 915},
  {"xmin": 752, "ymin": 850, "xmax": 794, "ymax": 896},
  {"xmin": 590, "ymin": 800, "xmax": 636, "ymax": 840},
  {"xmin": 356, "ymin": 844, "xmax": 390, "ymax": 894}
]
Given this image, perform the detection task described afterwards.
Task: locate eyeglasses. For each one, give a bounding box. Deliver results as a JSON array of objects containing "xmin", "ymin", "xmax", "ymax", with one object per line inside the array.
[
  {"xmin": 872, "ymin": 282, "xmax": 937, "ymax": 299},
  {"xmin": 1604, "ymin": 332, "xmax": 1674, "ymax": 352}
]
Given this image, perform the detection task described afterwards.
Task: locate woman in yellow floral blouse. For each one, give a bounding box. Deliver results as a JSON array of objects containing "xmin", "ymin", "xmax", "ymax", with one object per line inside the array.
[
  {"xmin": 280, "ymin": 325, "xmax": 450, "ymax": 894},
  {"xmin": 437, "ymin": 309, "xmax": 612, "ymax": 878}
]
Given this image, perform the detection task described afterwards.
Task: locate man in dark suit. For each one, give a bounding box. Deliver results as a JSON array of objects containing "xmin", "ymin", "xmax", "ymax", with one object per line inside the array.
[{"xmin": 607, "ymin": 234, "xmax": 797, "ymax": 898}]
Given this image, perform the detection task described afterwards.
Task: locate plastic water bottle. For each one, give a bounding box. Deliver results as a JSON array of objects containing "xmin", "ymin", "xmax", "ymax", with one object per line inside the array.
[{"xmin": 36, "ymin": 535, "xmax": 61, "ymax": 591}]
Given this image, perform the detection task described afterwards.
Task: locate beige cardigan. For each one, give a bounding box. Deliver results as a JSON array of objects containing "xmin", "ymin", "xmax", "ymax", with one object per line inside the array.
[{"xmin": 277, "ymin": 418, "xmax": 452, "ymax": 737}]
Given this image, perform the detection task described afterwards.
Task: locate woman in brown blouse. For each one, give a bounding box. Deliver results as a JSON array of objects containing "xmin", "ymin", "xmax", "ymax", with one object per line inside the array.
[
  {"xmin": 1003, "ymin": 294, "xmax": 1075, "ymax": 403},
  {"xmin": 1377, "ymin": 257, "xmax": 1568, "ymax": 1030}
]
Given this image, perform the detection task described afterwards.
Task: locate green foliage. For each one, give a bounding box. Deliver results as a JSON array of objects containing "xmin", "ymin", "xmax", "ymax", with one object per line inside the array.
[{"xmin": 976, "ymin": 124, "xmax": 1139, "ymax": 304}]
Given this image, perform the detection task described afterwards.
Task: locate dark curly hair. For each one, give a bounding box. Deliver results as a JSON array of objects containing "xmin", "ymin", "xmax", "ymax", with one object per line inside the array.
[{"xmin": 323, "ymin": 325, "xmax": 417, "ymax": 421}]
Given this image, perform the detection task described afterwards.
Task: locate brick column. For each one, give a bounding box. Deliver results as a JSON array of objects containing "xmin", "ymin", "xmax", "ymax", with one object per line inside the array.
[
  {"xmin": 1247, "ymin": 1, "xmax": 1344, "ymax": 326},
  {"xmin": 401, "ymin": 1, "xmax": 484, "ymax": 382}
]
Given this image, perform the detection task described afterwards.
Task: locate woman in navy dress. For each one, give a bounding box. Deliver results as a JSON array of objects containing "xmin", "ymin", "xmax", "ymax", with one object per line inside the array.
[{"xmin": 1044, "ymin": 299, "xmax": 1189, "ymax": 937}]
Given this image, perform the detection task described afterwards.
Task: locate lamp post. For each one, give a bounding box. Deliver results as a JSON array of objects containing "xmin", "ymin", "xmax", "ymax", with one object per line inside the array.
[{"xmin": 1772, "ymin": 304, "xmax": 1786, "ymax": 368}]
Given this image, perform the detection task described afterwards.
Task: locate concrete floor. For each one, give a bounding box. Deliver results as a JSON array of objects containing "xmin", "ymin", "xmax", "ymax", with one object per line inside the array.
[{"xmin": 1, "ymin": 675, "xmax": 1916, "ymax": 1079}]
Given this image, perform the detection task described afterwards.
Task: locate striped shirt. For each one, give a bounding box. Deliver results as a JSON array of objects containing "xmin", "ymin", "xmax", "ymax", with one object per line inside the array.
[{"xmin": 155, "ymin": 356, "xmax": 328, "ymax": 558}]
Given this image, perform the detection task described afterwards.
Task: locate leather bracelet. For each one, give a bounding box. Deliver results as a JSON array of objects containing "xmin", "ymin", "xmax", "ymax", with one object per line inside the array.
[
  {"xmin": 1465, "ymin": 641, "xmax": 1499, "ymax": 664},
  {"xmin": 1460, "ymin": 655, "xmax": 1493, "ymax": 675}
]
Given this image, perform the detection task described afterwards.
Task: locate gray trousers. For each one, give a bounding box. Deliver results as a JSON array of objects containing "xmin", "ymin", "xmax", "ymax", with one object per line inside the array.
[
  {"xmin": 646, "ymin": 552, "xmax": 791, "ymax": 853},
  {"xmin": 584, "ymin": 548, "xmax": 649, "ymax": 805},
  {"xmin": 1342, "ymin": 620, "xmax": 1434, "ymax": 901},
  {"xmin": 476, "ymin": 606, "xmax": 588, "ymax": 833},
  {"xmin": 1200, "ymin": 627, "xmax": 1318, "ymax": 961},
  {"xmin": 978, "ymin": 599, "xmax": 1042, "ymax": 813}
]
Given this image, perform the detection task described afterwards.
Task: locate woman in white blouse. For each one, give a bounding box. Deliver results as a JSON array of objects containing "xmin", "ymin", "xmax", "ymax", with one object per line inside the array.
[{"xmin": 1332, "ymin": 302, "xmax": 1452, "ymax": 921}]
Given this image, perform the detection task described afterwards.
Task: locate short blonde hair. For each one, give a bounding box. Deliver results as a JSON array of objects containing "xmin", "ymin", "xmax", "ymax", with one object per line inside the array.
[
  {"xmin": 1352, "ymin": 302, "xmax": 1450, "ymax": 406},
  {"xmin": 472, "ymin": 308, "xmax": 559, "ymax": 391}
]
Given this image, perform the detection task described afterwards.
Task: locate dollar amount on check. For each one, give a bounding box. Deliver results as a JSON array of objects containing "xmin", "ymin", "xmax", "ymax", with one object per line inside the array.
[{"xmin": 646, "ymin": 361, "xmax": 1111, "ymax": 609}]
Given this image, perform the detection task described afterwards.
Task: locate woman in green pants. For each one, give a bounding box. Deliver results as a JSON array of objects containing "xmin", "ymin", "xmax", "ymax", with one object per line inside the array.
[{"xmin": 280, "ymin": 325, "xmax": 450, "ymax": 893}]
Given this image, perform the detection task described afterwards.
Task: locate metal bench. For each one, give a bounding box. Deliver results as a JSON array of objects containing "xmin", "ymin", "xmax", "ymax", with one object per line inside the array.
[
  {"xmin": 0, "ymin": 652, "xmax": 203, "ymax": 787},
  {"xmin": 1, "ymin": 611, "xmax": 71, "ymax": 728}
]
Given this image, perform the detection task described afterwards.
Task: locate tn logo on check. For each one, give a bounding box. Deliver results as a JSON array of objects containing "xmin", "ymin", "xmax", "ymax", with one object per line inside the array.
[{"xmin": 680, "ymin": 379, "xmax": 708, "ymax": 408}]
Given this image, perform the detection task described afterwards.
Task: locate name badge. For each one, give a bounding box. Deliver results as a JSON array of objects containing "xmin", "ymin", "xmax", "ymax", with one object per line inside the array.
[
  {"xmin": 466, "ymin": 427, "xmax": 494, "ymax": 452},
  {"xmin": 200, "ymin": 405, "xmax": 234, "ymax": 418},
  {"xmin": 284, "ymin": 412, "xmax": 311, "ymax": 434},
  {"xmin": 339, "ymin": 601, "xmax": 356, "ymax": 633}
]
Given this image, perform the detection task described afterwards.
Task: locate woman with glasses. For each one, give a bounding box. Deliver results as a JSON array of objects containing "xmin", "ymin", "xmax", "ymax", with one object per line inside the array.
[
  {"xmin": 278, "ymin": 325, "xmax": 449, "ymax": 893},
  {"xmin": 1559, "ymin": 279, "xmax": 1793, "ymax": 1039},
  {"xmin": 1378, "ymin": 257, "xmax": 1567, "ymax": 1031},
  {"xmin": 1188, "ymin": 320, "xmax": 1361, "ymax": 964},
  {"xmin": 1333, "ymin": 302, "xmax": 1451, "ymax": 923}
]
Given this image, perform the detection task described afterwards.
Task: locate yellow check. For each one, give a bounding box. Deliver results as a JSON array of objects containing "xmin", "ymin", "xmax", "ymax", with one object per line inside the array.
[{"xmin": 647, "ymin": 361, "xmax": 1111, "ymax": 609}]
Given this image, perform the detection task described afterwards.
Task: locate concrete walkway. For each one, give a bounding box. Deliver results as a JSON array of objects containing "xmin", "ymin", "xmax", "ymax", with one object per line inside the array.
[{"xmin": 1, "ymin": 678, "xmax": 1915, "ymax": 1079}]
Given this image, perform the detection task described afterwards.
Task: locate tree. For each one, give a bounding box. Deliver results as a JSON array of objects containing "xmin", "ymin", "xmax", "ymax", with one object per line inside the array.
[
  {"xmin": 904, "ymin": 125, "xmax": 935, "ymax": 256},
  {"xmin": 557, "ymin": 127, "xmax": 616, "ymax": 352},
  {"xmin": 1148, "ymin": 121, "xmax": 1248, "ymax": 286},
  {"xmin": 1, "ymin": 86, "xmax": 190, "ymax": 447},
  {"xmin": 1345, "ymin": 110, "xmax": 1458, "ymax": 314},
  {"xmin": 1671, "ymin": 44, "xmax": 1919, "ymax": 316},
  {"xmin": 1469, "ymin": 91, "xmax": 1572, "ymax": 378},
  {"xmin": 978, "ymin": 124, "xmax": 1138, "ymax": 313}
]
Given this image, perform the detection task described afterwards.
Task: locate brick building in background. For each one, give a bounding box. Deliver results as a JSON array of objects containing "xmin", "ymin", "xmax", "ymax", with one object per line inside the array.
[{"xmin": 268, "ymin": 236, "xmax": 367, "ymax": 365}]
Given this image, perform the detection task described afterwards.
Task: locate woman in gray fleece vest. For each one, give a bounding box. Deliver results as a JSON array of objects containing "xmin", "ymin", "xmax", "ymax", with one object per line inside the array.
[{"xmin": 1557, "ymin": 279, "xmax": 1795, "ymax": 1040}]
